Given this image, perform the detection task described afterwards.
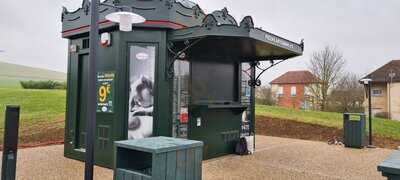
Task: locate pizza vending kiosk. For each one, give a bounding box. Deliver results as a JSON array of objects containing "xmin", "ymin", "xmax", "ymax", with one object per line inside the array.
[{"xmin": 62, "ymin": 0, "xmax": 303, "ymax": 167}]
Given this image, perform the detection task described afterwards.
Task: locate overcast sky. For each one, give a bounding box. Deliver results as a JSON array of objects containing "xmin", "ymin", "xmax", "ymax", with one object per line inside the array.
[{"xmin": 0, "ymin": 0, "xmax": 399, "ymax": 83}]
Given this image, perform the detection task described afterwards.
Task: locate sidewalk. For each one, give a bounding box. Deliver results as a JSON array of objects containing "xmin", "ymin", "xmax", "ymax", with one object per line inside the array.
[{"xmin": 1, "ymin": 136, "xmax": 392, "ymax": 180}]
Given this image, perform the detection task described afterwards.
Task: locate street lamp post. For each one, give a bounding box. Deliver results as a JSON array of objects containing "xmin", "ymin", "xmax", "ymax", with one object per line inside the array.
[
  {"xmin": 85, "ymin": 1, "xmax": 145, "ymax": 180},
  {"xmin": 361, "ymin": 78, "xmax": 373, "ymax": 147},
  {"xmin": 85, "ymin": 0, "xmax": 99, "ymax": 179}
]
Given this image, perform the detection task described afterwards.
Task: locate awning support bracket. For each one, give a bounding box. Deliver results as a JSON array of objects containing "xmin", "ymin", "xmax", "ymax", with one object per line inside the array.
[
  {"xmin": 248, "ymin": 59, "xmax": 288, "ymax": 87},
  {"xmin": 167, "ymin": 38, "xmax": 205, "ymax": 79}
]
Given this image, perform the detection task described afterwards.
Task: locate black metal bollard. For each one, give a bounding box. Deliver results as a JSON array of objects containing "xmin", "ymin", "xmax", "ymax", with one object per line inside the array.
[{"xmin": 1, "ymin": 106, "xmax": 20, "ymax": 180}]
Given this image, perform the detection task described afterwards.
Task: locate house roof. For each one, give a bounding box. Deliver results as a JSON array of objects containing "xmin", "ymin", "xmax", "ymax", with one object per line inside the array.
[
  {"xmin": 362, "ymin": 60, "xmax": 400, "ymax": 83},
  {"xmin": 270, "ymin": 70, "xmax": 320, "ymax": 84}
]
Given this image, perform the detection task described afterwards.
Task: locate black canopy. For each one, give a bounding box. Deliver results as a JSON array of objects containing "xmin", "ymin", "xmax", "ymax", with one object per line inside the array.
[{"xmin": 168, "ymin": 24, "xmax": 303, "ymax": 62}]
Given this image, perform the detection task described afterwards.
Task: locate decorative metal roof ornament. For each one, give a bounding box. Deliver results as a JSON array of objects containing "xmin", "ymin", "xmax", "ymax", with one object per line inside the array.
[
  {"xmin": 62, "ymin": 7, "xmax": 68, "ymax": 21},
  {"xmin": 193, "ymin": 5, "xmax": 202, "ymax": 19},
  {"xmin": 113, "ymin": 0, "xmax": 120, "ymax": 5},
  {"xmin": 240, "ymin": 16, "xmax": 254, "ymax": 31},
  {"xmin": 221, "ymin": 7, "xmax": 229, "ymax": 19},
  {"xmin": 202, "ymin": 15, "xmax": 217, "ymax": 30},
  {"xmin": 82, "ymin": 0, "xmax": 90, "ymax": 15},
  {"xmin": 165, "ymin": 0, "xmax": 174, "ymax": 9}
]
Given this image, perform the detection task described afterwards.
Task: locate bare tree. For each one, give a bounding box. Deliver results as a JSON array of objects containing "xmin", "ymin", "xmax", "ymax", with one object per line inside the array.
[
  {"xmin": 255, "ymin": 85, "xmax": 276, "ymax": 105},
  {"xmin": 329, "ymin": 72, "xmax": 364, "ymax": 112},
  {"xmin": 308, "ymin": 46, "xmax": 346, "ymax": 111}
]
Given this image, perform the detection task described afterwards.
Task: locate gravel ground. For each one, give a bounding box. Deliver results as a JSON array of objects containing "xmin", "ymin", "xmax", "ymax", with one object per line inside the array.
[{"xmin": 0, "ymin": 136, "xmax": 392, "ymax": 180}]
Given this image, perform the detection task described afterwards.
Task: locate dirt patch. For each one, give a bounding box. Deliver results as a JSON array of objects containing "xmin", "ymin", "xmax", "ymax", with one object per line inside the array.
[
  {"xmin": 2, "ymin": 116, "xmax": 399, "ymax": 150},
  {"xmin": 0, "ymin": 119, "xmax": 64, "ymax": 151},
  {"xmin": 256, "ymin": 116, "xmax": 400, "ymax": 149}
]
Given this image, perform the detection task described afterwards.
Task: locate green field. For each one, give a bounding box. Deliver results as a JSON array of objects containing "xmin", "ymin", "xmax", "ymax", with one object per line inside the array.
[
  {"xmin": 256, "ymin": 105, "xmax": 400, "ymax": 140},
  {"xmin": 0, "ymin": 88, "xmax": 66, "ymax": 133}
]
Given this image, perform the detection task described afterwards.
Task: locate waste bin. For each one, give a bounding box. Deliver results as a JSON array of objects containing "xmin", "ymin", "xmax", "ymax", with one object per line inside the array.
[
  {"xmin": 114, "ymin": 136, "xmax": 203, "ymax": 180},
  {"xmin": 343, "ymin": 113, "xmax": 366, "ymax": 148}
]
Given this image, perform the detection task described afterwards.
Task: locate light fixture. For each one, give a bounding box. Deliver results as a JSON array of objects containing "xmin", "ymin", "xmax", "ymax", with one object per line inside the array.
[
  {"xmin": 105, "ymin": 11, "xmax": 146, "ymax": 32},
  {"xmin": 360, "ymin": 78, "xmax": 372, "ymax": 85}
]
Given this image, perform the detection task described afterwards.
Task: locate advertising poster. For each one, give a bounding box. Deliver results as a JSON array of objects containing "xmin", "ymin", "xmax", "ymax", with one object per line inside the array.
[
  {"xmin": 96, "ymin": 72, "xmax": 115, "ymax": 113},
  {"xmin": 128, "ymin": 45, "xmax": 156, "ymax": 140}
]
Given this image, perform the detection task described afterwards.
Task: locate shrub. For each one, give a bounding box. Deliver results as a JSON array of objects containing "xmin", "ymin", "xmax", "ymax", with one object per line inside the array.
[
  {"xmin": 20, "ymin": 80, "xmax": 66, "ymax": 90},
  {"xmin": 54, "ymin": 81, "xmax": 67, "ymax": 89}
]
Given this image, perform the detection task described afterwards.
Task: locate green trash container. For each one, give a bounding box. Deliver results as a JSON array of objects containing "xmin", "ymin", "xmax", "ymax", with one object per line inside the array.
[
  {"xmin": 343, "ymin": 113, "xmax": 366, "ymax": 148},
  {"xmin": 114, "ymin": 136, "xmax": 203, "ymax": 180}
]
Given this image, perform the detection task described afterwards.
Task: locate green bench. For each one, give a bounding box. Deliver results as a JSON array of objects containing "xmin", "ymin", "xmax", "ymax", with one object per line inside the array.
[
  {"xmin": 378, "ymin": 151, "xmax": 400, "ymax": 180},
  {"xmin": 114, "ymin": 137, "xmax": 203, "ymax": 180}
]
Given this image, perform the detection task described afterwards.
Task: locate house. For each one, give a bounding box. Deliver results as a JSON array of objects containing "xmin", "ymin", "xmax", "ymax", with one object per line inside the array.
[
  {"xmin": 362, "ymin": 60, "xmax": 400, "ymax": 120},
  {"xmin": 270, "ymin": 70, "xmax": 320, "ymax": 110}
]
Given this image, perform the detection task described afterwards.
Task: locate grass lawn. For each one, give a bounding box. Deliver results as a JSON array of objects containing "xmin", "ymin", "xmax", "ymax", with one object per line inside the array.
[
  {"xmin": 0, "ymin": 88, "xmax": 66, "ymax": 138},
  {"xmin": 256, "ymin": 105, "xmax": 400, "ymax": 140}
]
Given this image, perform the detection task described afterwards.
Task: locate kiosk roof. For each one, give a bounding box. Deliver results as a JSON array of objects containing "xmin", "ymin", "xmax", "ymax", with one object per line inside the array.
[{"xmin": 169, "ymin": 24, "xmax": 303, "ymax": 61}]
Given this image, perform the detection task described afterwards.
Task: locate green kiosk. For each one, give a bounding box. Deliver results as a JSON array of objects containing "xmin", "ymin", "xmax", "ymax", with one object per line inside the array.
[{"xmin": 62, "ymin": 0, "xmax": 303, "ymax": 168}]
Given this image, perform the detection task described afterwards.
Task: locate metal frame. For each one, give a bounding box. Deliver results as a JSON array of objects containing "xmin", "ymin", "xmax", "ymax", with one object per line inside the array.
[{"xmin": 166, "ymin": 38, "xmax": 205, "ymax": 78}]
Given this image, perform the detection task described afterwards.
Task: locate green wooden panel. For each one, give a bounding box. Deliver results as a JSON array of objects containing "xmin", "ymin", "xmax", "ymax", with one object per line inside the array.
[
  {"xmin": 152, "ymin": 153, "xmax": 167, "ymax": 180},
  {"xmin": 142, "ymin": 176, "xmax": 151, "ymax": 180},
  {"xmin": 133, "ymin": 174, "xmax": 142, "ymax": 180},
  {"xmin": 116, "ymin": 169, "xmax": 124, "ymax": 180},
  {"xmin": 166, "ymin": 151, "xmax": 177, "ymax": 180},
  {"xmin": 124, "ymin": 171, "xmax": 133, "ymax": 180},
  {"xmin": 194, "ymin": 147, "xmax": 202, "ymax": 180},
  {"xmin": 176, "ymin": 150, "xmax": 186, "ymax": 180},
  {"xmin": 185, "ymin": 148, "xmax": 195, "ymax": 180}
]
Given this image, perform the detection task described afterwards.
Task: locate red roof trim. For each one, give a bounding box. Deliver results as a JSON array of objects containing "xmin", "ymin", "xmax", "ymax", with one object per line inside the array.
[{"xmin": 143, "ymin": 20, "xmax": 187, "ymax": 29}]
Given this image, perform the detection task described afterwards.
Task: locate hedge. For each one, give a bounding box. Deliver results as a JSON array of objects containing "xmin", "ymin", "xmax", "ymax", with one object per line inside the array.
[{"xmin": 20, "ymin": 80, "xmax": 67, "ymax": 89}]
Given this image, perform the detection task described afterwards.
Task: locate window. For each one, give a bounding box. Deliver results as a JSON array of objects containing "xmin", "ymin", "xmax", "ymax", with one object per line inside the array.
[
  {"xmin": 82, "ymin": 39, "xmax": 89, "ymax": 49},
  {"xmin": 291, "ymin": 86, "xmax": 297, "ymax": 97},
  {"xmin": 277, "ymin": 86, "xmax": 284, "ymax": 96},
  {"xmin": 372, "ymin": 89, "xmax": 382, "ymax": 96}
]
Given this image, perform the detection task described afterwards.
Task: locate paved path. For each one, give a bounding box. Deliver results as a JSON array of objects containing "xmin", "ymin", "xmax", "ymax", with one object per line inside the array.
[{"xmin": 0, "ymin": 136, "xmax": 392, "ymax": 180}]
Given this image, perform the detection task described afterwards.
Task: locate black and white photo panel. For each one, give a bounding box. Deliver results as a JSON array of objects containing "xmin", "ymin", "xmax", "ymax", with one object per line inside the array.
[{"xmin": 128, "ymin": 45, "xmax": 156, "ymax": 140}]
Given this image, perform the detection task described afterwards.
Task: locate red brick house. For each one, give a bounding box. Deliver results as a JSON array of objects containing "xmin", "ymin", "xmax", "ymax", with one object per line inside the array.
[{"xmin": 270, "ymin": 71, "xmax": 320, "ymax": 110}]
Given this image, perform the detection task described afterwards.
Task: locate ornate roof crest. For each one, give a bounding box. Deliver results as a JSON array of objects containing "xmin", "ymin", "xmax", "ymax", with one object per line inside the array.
[
  {"xmin": 82, "ymin": 0, "xmax": 90, "ymax": 15},
  {"xmin": 221, "ymin": 7, "xmax": 229, "ymax": 18},
  {"xmin": 202, "ymin": 15, "xmax": 217, "ymax": 30},
  {"xmin": 62, "ymin": 6, "xmax": 68, "ymax": 21},
  {"xmin": 165, "ymin": 0, "xmax": 174, "ymax": 9},
  {"xmin": 240, "ymin": 16, "xmax": 254, "ymax": 31}
]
